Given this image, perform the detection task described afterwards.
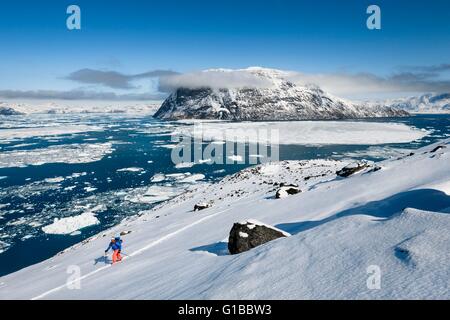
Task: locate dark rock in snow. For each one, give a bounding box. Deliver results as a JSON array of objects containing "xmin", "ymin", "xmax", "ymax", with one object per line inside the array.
[
  {"xmin": 228, "ymin": 220, "xmax": 289, "ymax": 254},
  {"xmin": 336, "ymin": 162, "xmax": 371, "ymax": 178},
  {"xmin": 366, "ymin": 166, "xmax": 382, "ymax": 174},
  {"xmin": 0, "ymin": 107, "xmax": 24, "ymax": 116},
  {"xmin": 194, "ymin": 202, "xmax": 212, "ymax": 211},
  {"xmin": 430, "ymin": 145, "xmax": 446, "ymax": 153},
  {"xmin": 275, "ymin": 185, "xmax": 301, "ymax": 199}
]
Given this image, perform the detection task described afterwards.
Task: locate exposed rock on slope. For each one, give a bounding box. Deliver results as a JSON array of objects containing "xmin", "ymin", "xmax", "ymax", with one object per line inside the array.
[
  {"xmin": 154, "ymin": 67, "xmax": 408, "ymax": 120},
  {"xmin": 228, "ymin": 220, "xmax": 289, "ymax": 254},
  {"xmin": 336, "ymin": 161, "xmax": 372, "ymax": 178},
  {"xmin": 275, "ymin": 184, "xmax": 301, "ymax": 198}
]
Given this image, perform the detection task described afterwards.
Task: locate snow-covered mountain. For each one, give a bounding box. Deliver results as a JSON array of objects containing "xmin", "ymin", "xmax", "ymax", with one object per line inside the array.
[
  {"xmin": 0, "ymin": 106, "xmax": 24, "ymax": 116},
  {"xmin": 154, "ymin": 67, "xmax": 408, "ymax": 120},
  {"xmin": 386, "ymin": 93, "xmax": 450, "ymax": 114},
  {"xmin": 1, "ymin": 139, "xmax": 450, "ymax": 299}
]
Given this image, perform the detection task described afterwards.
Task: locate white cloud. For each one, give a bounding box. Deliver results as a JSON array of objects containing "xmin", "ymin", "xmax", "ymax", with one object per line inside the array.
[
  {"xmin": 160, "ymin": 66, "xmax": 450, "ymax": 99},
  {"xmin": 159, "ymin": 69, "xmax": 275, "ymax": 92}
]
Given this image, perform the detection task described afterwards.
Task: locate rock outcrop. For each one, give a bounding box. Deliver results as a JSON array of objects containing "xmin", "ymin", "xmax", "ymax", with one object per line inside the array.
[
  {"xmin": 336, "ymin": 162, "xmax": 371, "ymax": 178},
  {"xmin": 194, "ymin": 202, "xmax": 212, "ymax": 211},
  {"xmin": 228, "ymin": 220, "xmax": 289, "ymax": 254},
  {"xmin": 275, "ymin": 184, "xmax": 301, "ymax": 199}
]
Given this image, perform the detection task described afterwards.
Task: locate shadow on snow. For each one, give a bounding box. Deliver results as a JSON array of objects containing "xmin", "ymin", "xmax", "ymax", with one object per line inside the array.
[
  {"xmin": 276, "ymin": 188, "xmax": 450, "ymax": 235},
  {"xmin": 190, "ymin": 189, "xmax": 450, "ymax": 256}
]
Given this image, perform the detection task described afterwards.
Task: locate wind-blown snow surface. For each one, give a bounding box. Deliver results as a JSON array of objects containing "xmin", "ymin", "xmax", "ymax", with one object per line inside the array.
[{"xmin": 1, "ymin": 140, "xmax": 450, "ymax": 299}]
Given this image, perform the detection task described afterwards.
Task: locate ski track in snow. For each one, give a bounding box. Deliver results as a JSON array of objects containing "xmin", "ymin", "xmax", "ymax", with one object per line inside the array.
[{"xmin": 31, "ymin": 207, "xmax": 232, "ymax": 300}]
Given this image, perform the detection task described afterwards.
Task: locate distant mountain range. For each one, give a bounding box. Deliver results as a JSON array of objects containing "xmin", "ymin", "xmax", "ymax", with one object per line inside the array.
[
  {"xmin": 0, "ymin": 106, "xmax": 24, "ymax": 116},
  {"xmin": 385, "ymin": 93, "xmax": 450, "ymax": 114},
  {"xmin": 0, "ymin": 101, "xmax": 161, "ymax": 115},
  {"xmin": 154, "ymin": 67, "xmax": 408, "ymax": 120}
]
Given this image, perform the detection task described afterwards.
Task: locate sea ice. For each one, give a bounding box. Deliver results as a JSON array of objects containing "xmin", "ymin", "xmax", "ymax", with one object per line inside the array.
[
  {"xmin": 117, "ymin": 167, "xmax": 145, "ymax": 173},
  {"xmin": 41, "ymin": 206, "xmax": 104, "ymax": 235},
  {"xmin": 177, "ymin": 121, "xmax": 428, "ymax": 145},
  {"xmin": 0, "ymin": 143, "xmax": 114, "ymax": 168}
]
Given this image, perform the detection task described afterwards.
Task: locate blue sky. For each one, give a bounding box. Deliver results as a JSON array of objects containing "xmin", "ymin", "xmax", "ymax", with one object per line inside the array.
[{"xmin": 0, "ymin": 0, "xmax": 449, "ymax": 100}]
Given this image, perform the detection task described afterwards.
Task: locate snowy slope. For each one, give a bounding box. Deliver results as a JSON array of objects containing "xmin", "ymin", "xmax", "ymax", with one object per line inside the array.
[
  {"xmin": 1, "ymin": 140, "xmax": 450, "ymax": 299},
  {"xmin": 385, "ymin": 93, "xmax": 450, "ymax": 114},
  {"xmin": 154, "ymin": 67, "xmax": 408, "ymax": 120}
]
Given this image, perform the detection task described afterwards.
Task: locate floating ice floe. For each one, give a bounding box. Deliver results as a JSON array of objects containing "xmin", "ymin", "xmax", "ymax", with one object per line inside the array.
[
  {"xmin": 0, "ymin": 143, "xmax": 114, "ymax": 168},
  {"xmin": 228, "ymin": 155, "xmax": 243, "ymax": 162},
  {"xmin": 198, "ymin": 158, "xmax": 213, "ymax": 164},
  {"xmin": 151, "ymin": 173, "xmax": 166, "ymax": 182},
  {"xmin": 158, "ymin": 144, "xmax": 178, "ymax": 149},
  {"xmin": 179, "ymin": 174, "xmax": 205, "ymax": 184},
  {"xmin": 42, "ymin": 205, "xmax": 105, "ymax": 235},
  {"xmin": 125, "ymin": 186, "xmax": 185, "ymax": 204},
  {"xmin": 175, "ymin": 162, "xmax": 195, "ymax": 169},
  {"xmin": 0, "ymin": 241, "xmax": 11, "ymax": 254},
  {"xmin": 116, "ymin": 167, "xmax": 145, "ymax": 173},
  {"xmin": 44, "ymin": 177, "xmax": 65, "ymax": 184},
  {"xmin": 5, "ymin": 143, "xmax": 38, "ymax": 149}
]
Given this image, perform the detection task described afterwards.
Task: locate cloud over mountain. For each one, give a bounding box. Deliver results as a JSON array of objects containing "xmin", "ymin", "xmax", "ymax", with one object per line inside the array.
[
  {"xmin": 158, "ymin": 69, "xmax": 275, "ymax": 92},
  {"xmin": 66, "ymin": 69, "xmax": 179, "ymax": 89}
]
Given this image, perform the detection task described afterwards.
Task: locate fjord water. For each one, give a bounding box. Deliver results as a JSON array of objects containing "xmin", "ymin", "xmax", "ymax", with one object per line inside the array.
[{"xmin": 0, "ymin": 114, "xmax": 449, "ymax": 276}]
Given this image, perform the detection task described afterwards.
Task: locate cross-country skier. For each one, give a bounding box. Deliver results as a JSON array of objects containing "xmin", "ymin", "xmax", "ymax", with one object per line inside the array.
[{"xmin": 105, "ymin": 237, "xmax": 123, "ymax": 264}]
